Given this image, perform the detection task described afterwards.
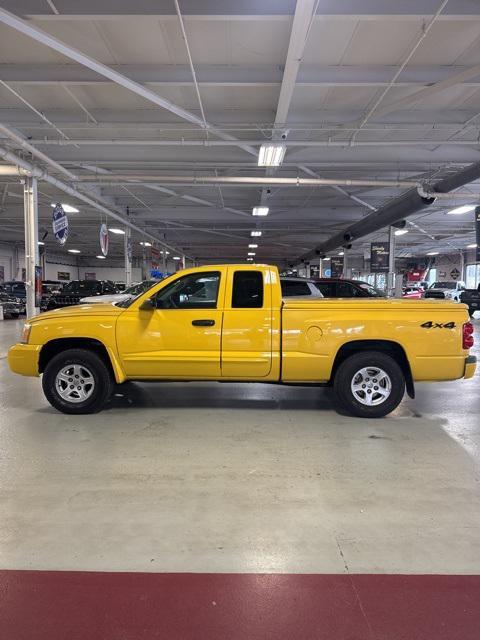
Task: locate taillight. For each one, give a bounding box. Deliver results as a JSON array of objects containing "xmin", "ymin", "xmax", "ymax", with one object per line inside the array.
[{"xmin": 463, "ymin": 322, "xmax": 474, "ymax": 349}]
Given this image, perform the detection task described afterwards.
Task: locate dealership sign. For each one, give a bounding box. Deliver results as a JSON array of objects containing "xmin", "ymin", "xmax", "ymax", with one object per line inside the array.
[
  {"xmin": 330, "ymin": 256, "xmax": 344, "ymax": 277},
  {"xmin": 370, "ymin": 242, "xmax": 390, "ymax": 273},
  {"xmin": 52, "ymin": 203, "xmax": 68, "ymax": 245},
  {"xmin": 99, "ymin": 223, "xmax": 109, "ymax": 256}
]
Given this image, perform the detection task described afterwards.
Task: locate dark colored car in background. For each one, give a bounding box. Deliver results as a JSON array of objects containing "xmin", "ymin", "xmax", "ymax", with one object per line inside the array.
[
  {"xmin": 47, "ymin": 280, "xmax": 117, "ymax": 309},
  {"xmin": 460, "ymin": 285, "xmax": 480, "ymax": 317},
  {"xmin": 0, "ymin": 291, "xmax": 24, "ymax": 318},
  {"xmin": 315, "ymin": 278, "xmax": 385, "ymax": 298}
]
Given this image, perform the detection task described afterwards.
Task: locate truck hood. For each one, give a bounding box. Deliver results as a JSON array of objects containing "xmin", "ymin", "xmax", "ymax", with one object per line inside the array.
[{"xmin": 29, "ymin": 302, "xmax": 123, "ymax": 323}]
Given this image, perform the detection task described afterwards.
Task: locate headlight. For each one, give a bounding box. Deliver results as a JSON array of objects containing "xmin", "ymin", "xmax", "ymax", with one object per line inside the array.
[
  {"xmin": 20, "ymin": 323, "xmax": 31, "ymax": 344},
  {"xmin": 445, "ymin": 292, "xmax": 453, "ymax": 299}
]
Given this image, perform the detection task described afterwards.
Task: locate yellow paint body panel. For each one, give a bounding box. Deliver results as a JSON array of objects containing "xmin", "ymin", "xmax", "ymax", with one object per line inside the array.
[{"xmin": 7, "ymin": 265, "xmax": 476, "ymax": 386}]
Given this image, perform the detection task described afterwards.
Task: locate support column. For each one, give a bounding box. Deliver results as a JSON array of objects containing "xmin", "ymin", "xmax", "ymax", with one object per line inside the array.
[
  {"xmin": 162, "ymin": 250, "xmax": 167, "ymax": 273},
  {"xmin": 124, "ymin": 227, "xmax": 132, "ymax": 286},
  {"xmin": 181, "ymin": 255, "xmax": 186, "ymax": 270},
  {"xmin": 388, "ymin": 226, "xmax": 396, "ymax": 296},
  {"xmin": 342, "ymin": 250, "xmax": 349, "ymax": 278},
  {"xmin": 141, "ymin": 243, "xmax": 147, "ymax": 280},
  {"xmin": 23, "ymin": 176, "xmax": 39, "ymax": 317}
]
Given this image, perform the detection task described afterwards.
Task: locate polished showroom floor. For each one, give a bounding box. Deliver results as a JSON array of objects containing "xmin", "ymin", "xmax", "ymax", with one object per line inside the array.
[{"xmin": 0, "ymin": 316, "xmax": 479, "ymax": 639}]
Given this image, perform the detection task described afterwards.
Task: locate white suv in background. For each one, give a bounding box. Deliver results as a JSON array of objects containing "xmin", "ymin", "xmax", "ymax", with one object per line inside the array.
[{"xmin": 424, "ymin": 281, "xmax": 466, "ymax": 302}]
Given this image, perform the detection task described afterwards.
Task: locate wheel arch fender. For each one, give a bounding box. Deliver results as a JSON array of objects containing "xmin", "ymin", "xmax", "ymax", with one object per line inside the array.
[
  {"xmin": 39, "ymin": 337, "xmax": 126, "ymax": 384},
  {"xmin": 330, "ymin": 339, "xmax": 415, "ymax": 398}
]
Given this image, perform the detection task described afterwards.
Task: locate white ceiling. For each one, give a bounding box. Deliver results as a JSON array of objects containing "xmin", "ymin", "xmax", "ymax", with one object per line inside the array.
[{"xmin": 0, "ymin": 0, "xmax": 480, "ymax": 266}]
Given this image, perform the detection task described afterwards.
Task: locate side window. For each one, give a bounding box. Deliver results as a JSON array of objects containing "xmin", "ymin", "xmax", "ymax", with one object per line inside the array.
[
  {"xmin": 316, "ymin": 282, "xmax": 336, "ymax": 297},
  {"xmin": 232, "ymin": 271, "xmax": 264, "ymax": 308},
  {"xmin": 281, "ymin": 280, "xmax": 311, "ymax": 296},
  {"xmin": 153, "ymin": 271, "xmax": 220, "ymax": 309},
  {"xmin": 337, "ymin": 283, "xmax": 357, "ymax": 297}
]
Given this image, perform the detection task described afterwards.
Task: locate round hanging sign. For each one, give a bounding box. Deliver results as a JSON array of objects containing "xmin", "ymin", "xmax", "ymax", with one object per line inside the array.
[
  {"xmin": 52, "ymin": 203, "xmax": 68, "ymax": 245},
  {"xmin": 99, "ymin": 223, "xmax": 109, "ymax": 256}
]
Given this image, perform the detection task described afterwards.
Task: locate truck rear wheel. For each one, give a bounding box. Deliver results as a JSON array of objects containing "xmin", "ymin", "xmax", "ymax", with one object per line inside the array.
[
  {"xmin": 333, "ymin": 351, "xmax": 405, "ymax": 418},
  {"xmin": 42, "ymin": 348, "xmax": 113, "ymax": 414}
]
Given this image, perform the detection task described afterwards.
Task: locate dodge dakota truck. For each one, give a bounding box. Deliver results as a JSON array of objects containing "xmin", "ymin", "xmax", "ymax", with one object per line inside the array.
[{"xmin": 8, "ymin": 264, "xmax": 476, "ymax": 418}]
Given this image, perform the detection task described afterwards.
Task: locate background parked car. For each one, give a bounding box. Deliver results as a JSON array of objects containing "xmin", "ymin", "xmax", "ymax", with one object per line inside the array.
[
  {"xmin": 80, "ymin": 279, "xmax": 159, "ymax": 304},
  {"xmin": 47, "ymin": 280, "xmax": 117, "ymax": 309},
  {"xmin": 280, "ymin": 277, "xmax": 323, "ymax": 298},
  {"xmin": 460, "ymin": 285, "xmax": 480, "ymax": 317},
  {"xmin": 0, "ymin": 291, "xmax": 24, "ymax": 318},
  {"xmin": 0, "ymin": 283, "xmax": 26, "ymax": 313},
  {"xmin": 315, "ymin": 278, "xmax": 385, "ymax": 298},
  {"xmin": 402, "ymin": 286, "xmax": 424, "ymax": 299},
  {"xmin": 424, "ymin": 281, "xmax": 465, "ymax": 301}
]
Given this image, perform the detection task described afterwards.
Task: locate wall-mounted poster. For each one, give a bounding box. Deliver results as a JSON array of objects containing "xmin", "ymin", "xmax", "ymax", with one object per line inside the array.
[
  {"xmin": 85, "ymin": 272, "xmax": 96, "ymax": 280},
  {"xmin": 57, "ymin": 271, "xmax": 70, "ymax": 281},
  {"xmin": 0, "ymin": 266, "xmax": 4, "ymax": 284},
  {"xmin": 330, "ymin": 256, "xmax": 344, "ymax": 277},
  {"xmin": 371, "ymin": 242, "xmax": 390, "ymax": 273}
]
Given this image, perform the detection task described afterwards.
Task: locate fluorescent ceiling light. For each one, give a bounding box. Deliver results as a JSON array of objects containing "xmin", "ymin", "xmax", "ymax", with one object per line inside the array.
[
  {"xmin": 248, "ymin": 244, "xmax": 258, "ymax": 248},
  {"xmin": 161, "ymin": 250, "xmax": 170, "ymax": 255},
  {"xmin": 247, "ymin": 252, "xmax": 256, "ymax": 256},
  {"xmin": 252, "ymin": 206, "xmax": 269, "ymax": 217},
  {"xmin": 173, "ymin": 256, "xmax": 181, "ymax": 260},
  {"xmin": 323, "ymin": 257, "xmax": 330, "ymax": 261},
  {"xmin": 96, "ymin": 255, "xmax": 106, "ymax": 259},
  {"xmin": 51, "ymin": 203, "xmax": 79, "ymax": 213},
  {"xmin": 68, "ymin": 249, "xmax": 81, "ymax": 254},
  {"xmin": 338, "ymin": 251, "xmax": 344, "ymax": 256},
  {"xmin": 247, "ymin": 258, "xmax": 254, "ymax": 261},
  {"xmin": 258, "ymin": 143, "xmax": 286, "ymax": 167},
  {"xmin": 38, "ymin": 241, "xmax": 45, "ymax": 245},
  {"xmin": 427, "ymin": 251, "xmax": 439, "ymax": 255},
  {"xmin": 395, "ymin": 229, "xmax": 409, "ymax": 236},
  {"xmin": 467, "ymin": 243, "xmax": 477, "ymax": 248},
  {"xmin": 109, "ymin": 228, "xmax": 125, "ymax": 235},
  {"xmin": 251, "ymin": 230, "xmax": 262, "ymax": 237},
  {"xmin": 139, "ymin": 241, "xmax": 152, "ymax": 247},
  {"xmin": 447, "ymin": 205, "xmax": 475, "ymax": 215}
]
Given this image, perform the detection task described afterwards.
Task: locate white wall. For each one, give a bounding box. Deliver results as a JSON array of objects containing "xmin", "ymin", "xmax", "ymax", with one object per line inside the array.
[{"xmin": 78, "ymin": 266, "xmax": 143, "ymax": 282}]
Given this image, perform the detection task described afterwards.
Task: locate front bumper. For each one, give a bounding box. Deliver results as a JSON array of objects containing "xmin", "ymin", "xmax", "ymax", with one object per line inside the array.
[
  {"xmin": 464, "ymin": 355, "xmax": 477, "ymax": 379},
  {"xmin": 8, "ymin": 343, "xmax": 42, "ymax": 377}
]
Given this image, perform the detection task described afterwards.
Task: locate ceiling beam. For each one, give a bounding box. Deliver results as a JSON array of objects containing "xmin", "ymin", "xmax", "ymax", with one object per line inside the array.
[
  {"xmin": 0, "ymin": 7, "xmax": 257, "ymax": 157},
  {"xmin": 2, "ymin": 64, "xmax": 480, "ymax": 87}
]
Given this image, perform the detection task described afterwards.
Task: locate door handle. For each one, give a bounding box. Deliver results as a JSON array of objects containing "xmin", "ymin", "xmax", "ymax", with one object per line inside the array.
[{"xmin": 192, "ymin": 319, "xmax": 215, "ymax": 326}]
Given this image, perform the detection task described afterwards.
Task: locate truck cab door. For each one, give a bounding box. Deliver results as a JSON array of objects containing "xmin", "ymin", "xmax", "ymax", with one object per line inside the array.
[
  {"xmin": 116, "ymin": 269, "xmax": 225, "ymax": 378},
  {"xmin": 221, "ymin": 267, "xmax": 273, "ymax": 378}
]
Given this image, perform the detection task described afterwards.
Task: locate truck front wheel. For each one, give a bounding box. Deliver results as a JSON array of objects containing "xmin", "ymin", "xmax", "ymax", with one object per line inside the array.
[
  {"xmin": 333, "ymin": 351, "xmax": 405, "ymax": 418},
  {"xmin": 42, "ymin": 348, "xmax": 113, "ymax": 414}
]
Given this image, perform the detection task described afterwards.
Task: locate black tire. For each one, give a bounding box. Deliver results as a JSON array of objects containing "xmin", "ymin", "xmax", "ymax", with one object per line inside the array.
[
  {"xmin": 42, "ymin": 348, "xmax": 113, "ymax": 414},
  {"xmin": 333, "ymin": 351, "xmax": 405, "ymax": 418}
]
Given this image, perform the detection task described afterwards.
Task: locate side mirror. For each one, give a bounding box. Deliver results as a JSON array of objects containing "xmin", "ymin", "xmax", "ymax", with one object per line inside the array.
[{"xmin": 139, "ymin": 297, "xmax": 155, "ymax": 311}]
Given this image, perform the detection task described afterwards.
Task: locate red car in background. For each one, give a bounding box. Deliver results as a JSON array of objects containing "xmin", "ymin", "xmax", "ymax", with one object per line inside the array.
[{"xmin": 402, "ymin": 286, "xmax": 424, "ymax": 299}]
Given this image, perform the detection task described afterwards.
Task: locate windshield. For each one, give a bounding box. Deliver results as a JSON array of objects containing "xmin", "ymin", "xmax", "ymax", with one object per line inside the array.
[
  {"xmin": 430, "ymin": 281, "xmax": 456, "ymax": 289},
  {"xmin": 116, "ymin": 276, "xmax": 172, "ymax": 308},
  {"xmin": 62, "ymin": 281, "xmax": 101, "ymax": 294},
  {"xmin": 124, "ymin": 280, "xmax": 158, "ymax": 297}
]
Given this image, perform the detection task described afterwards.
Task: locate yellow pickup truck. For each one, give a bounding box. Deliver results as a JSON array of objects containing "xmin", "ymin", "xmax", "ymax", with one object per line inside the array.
[{"xmin": 8, "ymin": 264, "xmax": 476, "ymax": 418}]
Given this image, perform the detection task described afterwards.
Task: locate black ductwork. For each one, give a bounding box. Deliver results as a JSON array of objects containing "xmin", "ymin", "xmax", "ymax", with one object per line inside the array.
[{"xmin": 301, "ymin": 160, "xmax": 480, "ymax": 260}]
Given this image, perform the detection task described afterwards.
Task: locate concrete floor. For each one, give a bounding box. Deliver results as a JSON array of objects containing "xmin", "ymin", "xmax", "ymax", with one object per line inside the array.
[{"xmin": 0, "ymin": 316, "xmax": 479, "ymax": 577}]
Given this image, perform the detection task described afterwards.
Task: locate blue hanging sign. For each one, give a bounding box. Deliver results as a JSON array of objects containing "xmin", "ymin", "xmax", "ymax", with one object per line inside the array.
[{"xmin": 52, "ymin": 203, "xmax": 69, "ymax": 245}]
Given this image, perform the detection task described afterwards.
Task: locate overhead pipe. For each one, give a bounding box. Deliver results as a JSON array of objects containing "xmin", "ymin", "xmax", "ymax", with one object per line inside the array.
[
  {"xmin": 0, "ymin": 145, "xmax": 190, "ymax": 258},
  {"xmin": 300, "ymin": 159, "xmax": 480, "ymax": 260},
  {"xmin": 24, "ymin": 138, "xmax": 480, "ymax": 147},
  {"xmin": 71, "ymin": 174, "xmax": 419, "ymax": 189}
]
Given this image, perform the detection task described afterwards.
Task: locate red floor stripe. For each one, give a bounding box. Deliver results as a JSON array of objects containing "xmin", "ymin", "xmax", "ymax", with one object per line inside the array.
[{"xmin": 0, "ymin": 571, "xmax": 479, "ymax": 640}]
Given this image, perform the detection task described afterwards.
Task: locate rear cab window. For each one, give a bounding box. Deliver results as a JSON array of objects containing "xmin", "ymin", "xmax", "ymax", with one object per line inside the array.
[
  {"xmin": 281, "ymin": 280, "xmax": 312, "ymax": 297},
  {"xmin": 232, "ymin": 271, "xmax": 264, "ymax": 308}
]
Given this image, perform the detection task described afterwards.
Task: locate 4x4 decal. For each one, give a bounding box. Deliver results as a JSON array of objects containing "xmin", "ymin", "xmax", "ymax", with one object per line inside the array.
[{"xmin": 420, "ymin": 321, "xmax": 456, "ymax": 329}]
